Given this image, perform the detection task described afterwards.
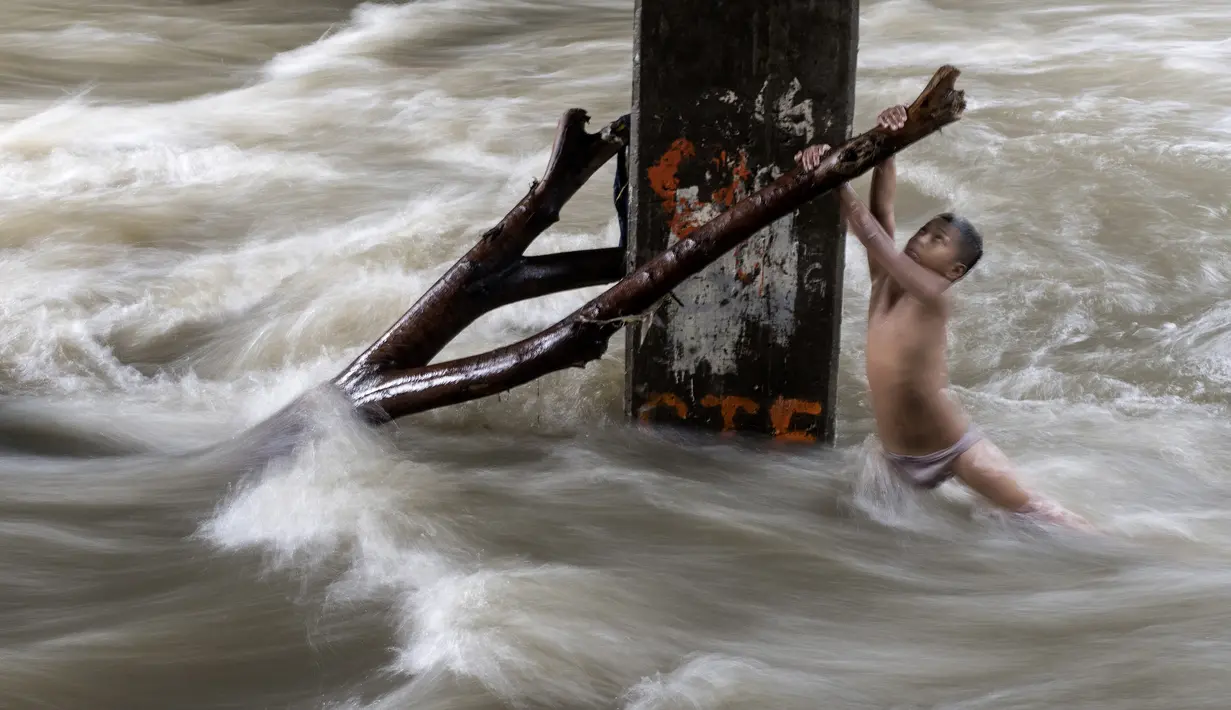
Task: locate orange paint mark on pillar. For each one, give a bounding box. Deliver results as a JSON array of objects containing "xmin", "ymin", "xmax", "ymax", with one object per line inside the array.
[
  {"xmin": 769, "ymin": 398, "xmax": 823, "ymax": 442},
  {"xmin": 733, "ymin": 258, "xmax": 761, "ymax": 286},
  {"xmin": 647, "ymin": 138, "xmax": 702, "ymax": 240},
  {"xmin": 700, "ymin": 394, "xmax": 760, "ymax": 435},
  {"xmin": 647, "ymin": 138, "xmax": 695, "ymax": 202},
  {"xmin": 648, "ymin": 142, "xmax": 754, "ymax": 243},
  {"xmin": 638, "ymin": 393, "xmax": 689, "ymax": 423}
]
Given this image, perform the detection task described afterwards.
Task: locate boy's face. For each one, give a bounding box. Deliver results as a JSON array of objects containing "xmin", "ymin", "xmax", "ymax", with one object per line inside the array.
[{"xmin": 904, "ymin": 217, "xmax": 967, "ymax": 281}]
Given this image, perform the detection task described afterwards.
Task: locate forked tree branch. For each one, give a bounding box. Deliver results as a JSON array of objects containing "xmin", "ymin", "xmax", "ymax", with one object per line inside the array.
[{"xmin": 332, "ymin": 111, "xmax": 630, "ymax": 393}]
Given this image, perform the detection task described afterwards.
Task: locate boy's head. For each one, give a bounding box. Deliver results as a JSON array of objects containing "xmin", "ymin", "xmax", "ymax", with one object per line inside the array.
[{"xmin": 903, "ymin": 212, "xmax": 982, "ymax": 281}]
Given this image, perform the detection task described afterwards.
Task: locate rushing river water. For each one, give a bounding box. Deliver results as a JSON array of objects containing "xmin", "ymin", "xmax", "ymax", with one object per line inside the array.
[{"xmin": 3, "ymin": 1, "xmax": 1231, "ymax": 708}]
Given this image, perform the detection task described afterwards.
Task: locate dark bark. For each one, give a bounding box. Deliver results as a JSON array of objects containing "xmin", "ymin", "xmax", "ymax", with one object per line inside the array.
[
  {"xmin": 494, "ymin": 248, "xmax": 625, "ymax": 306},
  {"xmin": 332, "ymin": 110, "xmax": 630, "ymax": 393},
  {"xmin": 349, "ymin": 66, "xmax": 967, "ymax": 421}
]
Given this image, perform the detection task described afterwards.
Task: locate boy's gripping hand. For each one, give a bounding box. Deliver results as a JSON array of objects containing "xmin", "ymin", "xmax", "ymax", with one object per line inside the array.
[
  {"xmin": 877, "ymin": 105, "xmax": 907, "ymax": 131},
  {"xmin": 794, "ymin": 143, "xmax": 832, "ymax": 172},
  {"xmin": 793, "ymin": 103, "xmax": 906, "ymax": 172}
]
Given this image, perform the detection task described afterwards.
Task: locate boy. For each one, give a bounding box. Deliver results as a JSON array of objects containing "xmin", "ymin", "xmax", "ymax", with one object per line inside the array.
[{"xmin": 796, "ymin": 105, "xmax": 1091, "ymax": 530}]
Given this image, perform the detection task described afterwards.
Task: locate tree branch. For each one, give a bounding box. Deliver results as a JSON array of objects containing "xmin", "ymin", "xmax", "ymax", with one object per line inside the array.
[
  {"xmin": 332, "ymin": 111, "xmax": 630, "ymax": 393},
  {"xmin": 492, "ymin": 248, "xmax": 625, "ymax": 306},
  {"xmin": 351, "ymin": 66, "xmax": 966, "ymax": 421}
]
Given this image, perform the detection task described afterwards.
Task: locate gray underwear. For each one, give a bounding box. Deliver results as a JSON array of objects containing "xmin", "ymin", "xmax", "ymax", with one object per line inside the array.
[{"xmin": 883, "ymin": 428, "xmax": 983, "ymax": 489}]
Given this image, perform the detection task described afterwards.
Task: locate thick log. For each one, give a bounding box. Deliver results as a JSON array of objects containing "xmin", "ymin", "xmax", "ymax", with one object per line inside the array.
[
  {"xmin": 350, "ymin": 67, "xmax": 966, "ymax": 422},
  {"xmin": 332, "ymin": 111, "xmax": 630, "ymax": 393}
]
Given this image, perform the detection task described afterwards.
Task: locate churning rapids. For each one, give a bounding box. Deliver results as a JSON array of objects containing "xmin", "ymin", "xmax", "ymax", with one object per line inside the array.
[{"xmin": 3, "ymin": 1, "xmax": 1231, "ymax": 708}]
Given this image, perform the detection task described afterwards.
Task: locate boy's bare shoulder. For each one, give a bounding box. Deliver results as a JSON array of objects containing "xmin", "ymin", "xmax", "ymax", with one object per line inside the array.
[{"xmin": 885, "ymin": 287, "xmax": 953, "ymax": 320}]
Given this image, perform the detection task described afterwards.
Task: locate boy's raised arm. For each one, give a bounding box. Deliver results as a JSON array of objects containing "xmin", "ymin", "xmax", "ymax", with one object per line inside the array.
[
  {"xmin": 868, "ymin": 106, "xmax": 906, "ymax": 282},
  {"xmin": 797, "ymin": 105, "xmax": 904, "ymax": 285},
  {"xmin": 837, "ymin": 184, "xmax": 952, "ymax": 307}
]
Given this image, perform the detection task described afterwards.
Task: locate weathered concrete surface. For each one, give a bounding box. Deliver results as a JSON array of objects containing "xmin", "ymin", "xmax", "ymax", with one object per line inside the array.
[{"xmin": 625, "ymin": 0, "xmax": 858, "ymax": 443}]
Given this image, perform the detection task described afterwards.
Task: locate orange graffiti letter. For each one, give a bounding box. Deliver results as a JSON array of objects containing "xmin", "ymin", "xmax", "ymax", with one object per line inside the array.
[
  {"xmin": 700, "ymin": 394, "xmax": 760, "ymax": 434},
  {"xmin": 638, "ymin": 393, "xmax": 689, "ymax": 423},
  {"xmin": 769, "ymin": 398, "xmax": 823, "ymax": 442}
]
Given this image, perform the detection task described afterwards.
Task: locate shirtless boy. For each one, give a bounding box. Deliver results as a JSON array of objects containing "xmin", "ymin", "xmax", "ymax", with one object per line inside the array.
[{"xmin": 796, "ymin": 105, "xmax": 1091, "ymax": 530}]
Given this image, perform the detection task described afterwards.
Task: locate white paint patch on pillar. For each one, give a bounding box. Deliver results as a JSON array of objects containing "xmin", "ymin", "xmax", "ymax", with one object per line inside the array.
[
  {"xmin": 663, "ymin": 169, "xmax": 799, "ymax": 379},
  {"xmin": 753, "ymin": 78, "xmax": 769, "ymax": 123},
  {"xmin": 774, "ymin": 77, "xmax": 815, "ymax": 142}
]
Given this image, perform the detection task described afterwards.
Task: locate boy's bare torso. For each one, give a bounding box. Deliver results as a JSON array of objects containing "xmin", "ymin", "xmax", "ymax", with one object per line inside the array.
[{"xmin": 865, "ymin": 278, "xmax": 970, "ymax": 457}]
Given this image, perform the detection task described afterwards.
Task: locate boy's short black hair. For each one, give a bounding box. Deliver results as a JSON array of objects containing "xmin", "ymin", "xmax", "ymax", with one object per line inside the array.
[{"xmin": 938, "ymin": 212, "xmax": 983, "ymax": 272}]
